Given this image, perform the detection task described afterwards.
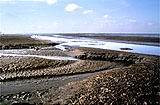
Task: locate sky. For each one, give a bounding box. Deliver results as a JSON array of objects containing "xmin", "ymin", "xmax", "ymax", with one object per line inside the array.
[{"xmin": 0, "ymin": 0, "xmax": 159, "ymax": 33}]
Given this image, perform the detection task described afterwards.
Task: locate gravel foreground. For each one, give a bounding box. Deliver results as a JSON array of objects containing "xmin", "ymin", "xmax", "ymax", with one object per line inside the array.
[{"xmin": 0, "ymin": 35, "xmax": 159, "ymax": 105}]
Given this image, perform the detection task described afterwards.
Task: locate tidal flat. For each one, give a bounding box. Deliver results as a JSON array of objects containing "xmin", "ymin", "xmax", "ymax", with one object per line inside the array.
[{"xmin": 0, "ymin": 35, "xmax": 159, "ymax": 105}]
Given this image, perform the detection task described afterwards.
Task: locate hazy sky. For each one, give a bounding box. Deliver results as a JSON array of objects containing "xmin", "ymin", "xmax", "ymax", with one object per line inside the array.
[{"xmin": 0, "ymin": 0, "xmax": 159, "ymax": 33}]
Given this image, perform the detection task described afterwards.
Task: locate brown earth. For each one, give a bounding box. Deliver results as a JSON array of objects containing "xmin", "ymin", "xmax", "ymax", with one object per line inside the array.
[
  {"xmin": 0, "ymin": 35, "xmax": 58, "ymax": 49},
  {"xmin": 46, "ymin": 48, "xmax": 160, "ymax": 105},
  {"xmin": 0, "ymin": 56, "xmax": 125, "ymax": 81},
  {"xmin": 57, "ymin": 59, "xmax": 159, "ymax": 105}
]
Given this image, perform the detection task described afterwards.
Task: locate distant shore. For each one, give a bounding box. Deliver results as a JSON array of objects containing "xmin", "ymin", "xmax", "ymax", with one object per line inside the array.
[{"xmin": 63, "ymin": 34, "xmax": 160, "ymax": 46}]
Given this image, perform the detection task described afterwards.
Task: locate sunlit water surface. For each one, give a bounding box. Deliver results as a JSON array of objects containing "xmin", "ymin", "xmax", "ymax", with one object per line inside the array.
[{"xmin": 31, "ymin": 35, "xmax": 160, "ymax": 56}]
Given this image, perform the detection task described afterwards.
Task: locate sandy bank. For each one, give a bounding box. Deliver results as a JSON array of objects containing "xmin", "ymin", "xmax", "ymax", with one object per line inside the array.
[{"xmin": 0, "ymin": 35, "xmax": 58, "ymax": 49}]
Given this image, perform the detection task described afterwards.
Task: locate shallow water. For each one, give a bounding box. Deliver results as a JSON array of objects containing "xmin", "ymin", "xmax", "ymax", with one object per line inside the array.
[
  {"xmin": 0, "ymin": 53, "xmax": 78, "ymax": 61},
  {"xmin": 31, "ymin": 35, "xmax": 160, "ymax": 56},
  {"xmin": 0, "ymin": 70, "xmax": 98, "ymax": 95}
]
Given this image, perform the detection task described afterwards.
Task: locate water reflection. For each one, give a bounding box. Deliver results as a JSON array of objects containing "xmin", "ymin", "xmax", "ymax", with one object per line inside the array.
[
  {"xmin": 31, "ymin": 35, "xmax": 160, "ymax": 56},
  {"xmin": 0, "ymin": 54, "xmax": 78, "ymax": 61}
]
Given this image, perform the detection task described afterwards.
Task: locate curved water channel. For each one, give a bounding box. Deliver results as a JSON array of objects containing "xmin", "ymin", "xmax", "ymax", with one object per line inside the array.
[
  {"xmin": 0, "ymin": 72, "xmax": 95, "ymax": 95},
  {"xmin": 0, "ymin": 53, "xmax": 78, "ymax": 61}
]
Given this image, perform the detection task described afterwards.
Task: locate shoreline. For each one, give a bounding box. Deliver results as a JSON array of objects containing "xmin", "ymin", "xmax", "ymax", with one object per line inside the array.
[
  {"xmin": 0, "ymin": 35, "xmax": 58, "ymax": 50},
  {"xmin": 62, "ymin": 33, "xmax": 160, "ymax": 43}
]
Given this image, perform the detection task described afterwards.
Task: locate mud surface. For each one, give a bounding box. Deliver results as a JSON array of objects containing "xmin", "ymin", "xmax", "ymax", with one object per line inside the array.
[
  {"xmin": 0, "ymin": 35, "xmax": 58, "ymax": 49},
  {"xmin": 0, "ymin": 36, "xmax": 159, "ymax": 105}
]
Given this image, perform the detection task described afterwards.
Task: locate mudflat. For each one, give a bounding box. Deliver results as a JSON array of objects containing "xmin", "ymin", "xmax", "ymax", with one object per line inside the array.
[
  {"xmin": 0, "ymin": 35, "xmax": 159, "ymax": 105},
  {"xmin": 0, "ymin": 35, "xmax": 58, "ymax": 49}
]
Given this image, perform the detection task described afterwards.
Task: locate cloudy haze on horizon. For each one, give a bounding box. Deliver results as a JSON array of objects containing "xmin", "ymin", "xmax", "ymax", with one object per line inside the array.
[{"xmin": 0, "ymin": 0, "xmax": 159, "ymax": 33}]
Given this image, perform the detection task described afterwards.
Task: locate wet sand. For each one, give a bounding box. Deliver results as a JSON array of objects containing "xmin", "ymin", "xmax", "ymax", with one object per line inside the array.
[{"xmin": 0, "ymin": 35, "xmax": 159, "ymax": 105}]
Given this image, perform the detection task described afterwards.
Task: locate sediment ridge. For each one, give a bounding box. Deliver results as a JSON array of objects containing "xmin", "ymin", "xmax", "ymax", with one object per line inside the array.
[{"xmin": 0, "ymin": 35, "xmax": 58, "ymax": 50}]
